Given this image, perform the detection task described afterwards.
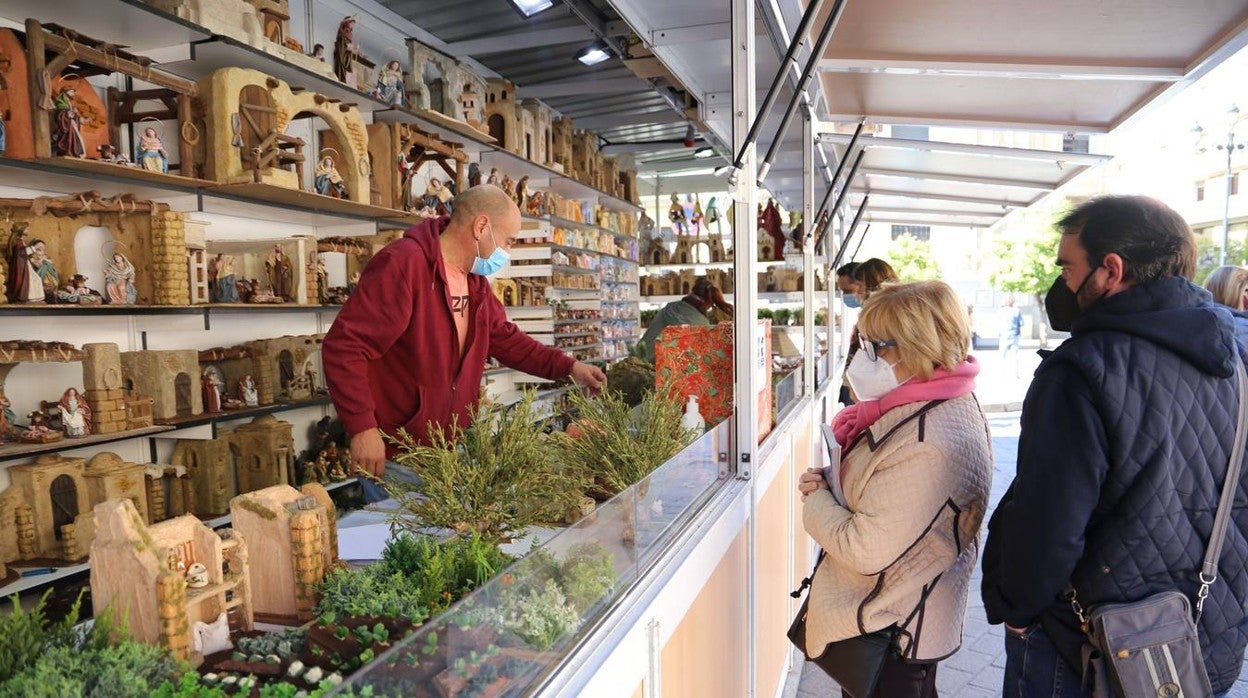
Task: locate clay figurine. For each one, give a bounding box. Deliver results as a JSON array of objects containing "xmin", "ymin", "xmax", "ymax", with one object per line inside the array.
[
  {"xmin": 704, "ymin": 197, "xmax": 721, "ymax": 236},
  {"xmin": 51, "ymin": 86, "xmax": 86, "ymax": 158},
  {"xmin": 56, "ymin": 274, "xmax": 103, "ymax": 305},
  {"xmin": 396, "ymin": 151, "xmax": 417, "ymax": 210},
  {"xmin": 639, "ymin": 211, "xmax": 655, "ymax": 239},
  {"xmin": 314, "ymin": 255, "xmax": 328, "ymax": 304},
  {"xmin": 526, "ymin": 190, "xmax": 545, "ymax": 217},
  {"xmin": 265, "ymin": 245, "xmax": 294, "ymax": 301},
  {"xmin": 500, "ymin": 174, "xmax": 515, "ymax": 200},
  {"xmin": 310, "ymin": 44, "xmax": 326, "ymax": 62},
  {"xmin": 514, "ymin": 175, "xmax": 529, "ymax": 209},
  {"xmin": 668, "ymin": 193, "xmax": 688, "ymax": 235},
  {"xmin": 29, "ymin": 239, "xmax": 59, "ymax": 301},
  {"xmin": 104, "ymin": 252, "xmax": 138, "ymax": 304},
  {"xmin": 134, "ymin": 127, "xmax": 169, "ymax": 173},
  {"xmin": 247, "ymin": 279, "xmax": 282, "ymax": 303},
  {"xmin": 0, "ymin": 396, "xmax": 14, "ymax": 443},
  {"xmin": 202, "ymin": 366, "xmax": 224, "ymax": 413},
  {"xmin": 5, "ymin": 225, "xmax": 45, "ymax": 303},
  {"xmin": 760, "ymin": 198, "xmax": 785, "ymax": 261},
  {"xmin": 98, "ymin": 144, "xmax": 133, "ymax": 166},
  {"xmin": 690, "ymin": 195, "xmax": 704, "ymax": 236},
  {"xmin": 486, "ymin": 167, "xmax": 499, "ymax": 186},
  {"xmin": 186, "ymin": 562, "xmax": 209, "ymax": 589},
  {"xmin": 58, "ymin": 388, "xmax": 92, "ymax": 438},
  {"xmin": 213, "ymin": 254, "xmax": 238, "ymax": 303},
  {"xmin": 315, "ymin": 156, "xmax": 349, "ymax": 199},
  {"xmin": 239, "ymin": 375, "xmax": 259, "ymax": 407},
  {"xmin": 468, "ymin": 162, "xmax": 482, "ymax": 188},
  {"xmin": 375, "ymin": 60, "xmax": 405, "ymax": 107},
  {"xmin": 20, "ymin": 411, "xmax": 62, "ymax": 443},
  {"xmin": 333, "ymin": 16, "xmax": 359, "ymax": 85},
  {"xmin": 423, "ymin": 178, "xmax": 453, "ymax": 216}
]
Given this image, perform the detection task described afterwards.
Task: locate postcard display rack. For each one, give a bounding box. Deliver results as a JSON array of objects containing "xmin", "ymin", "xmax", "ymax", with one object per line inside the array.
[{"xmin": 0, "ymin": 0, "xmax": 643, "ymax": 599}]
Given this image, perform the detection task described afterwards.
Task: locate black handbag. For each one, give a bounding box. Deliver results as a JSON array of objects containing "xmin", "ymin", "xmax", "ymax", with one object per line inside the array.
[{"xmin": 787, "ymin": 554, "xmax": 894, "ymax": 698}]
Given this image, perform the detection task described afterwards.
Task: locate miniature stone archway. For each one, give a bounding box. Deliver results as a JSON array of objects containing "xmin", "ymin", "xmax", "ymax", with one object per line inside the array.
[
  {"xmin": 50, "ymin": 475, "xmax": 78, "ymax": 540},
  {"xmin": 174, "ymin": 372, "xmax": 192, "ymax": 416},
  {"xmin": 197, "ymin": 68, "xmax": 370, "ymax": 204}
]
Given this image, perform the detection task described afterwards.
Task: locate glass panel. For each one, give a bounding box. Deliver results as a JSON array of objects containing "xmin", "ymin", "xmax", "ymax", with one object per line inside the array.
[{"xmin": 339, "ymin": 422, "xmax": 731, "ymax": 696}]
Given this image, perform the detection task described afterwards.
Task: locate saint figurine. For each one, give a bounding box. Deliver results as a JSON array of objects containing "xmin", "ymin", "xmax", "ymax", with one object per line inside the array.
[
  {"xmin": 423, "ymin": 178, "xmax": 454, "ymax": 215},
  {"xmin": 468, "ymin": 163, "xmax": 482, "ymax": 188},
  {"xmin": 333, "ymin": 16, "xmax": 359, "ymax": 85},
  {"xmin": 58, "ymin": 388, "xmax": 91, "ymax": 438},
  {"xmin": 375, "ymin": 60, "xmax": 405, "ymax": 107},
  {"xmin": 202, "ymin": 366, "xmax": 224, "ymax": 413},
  {"xmin": 51, "ymin": 86, "xmax": 86, "ymax": 158},
  {"xmin": 315, "ymin": 156, "xmax": 349, "ymax": 199},
  {"xmin": 135, "ymin": 127, "xmax": 169, "ymax": 173},
  {"xmin": 213, "ymin": 254, "xmax": 238, "ymax": 303},
  {"xmin": 314, "ymin": 256, "xmax": 329, "ymax": 304},
  {"xmin": 5, "ymin": 225, "xmax": 44, "ymax": 303},
  {"xmin": 310, "ymin": 44, "xmax": 325, "ymax": 62},
  {"xmin": 704, "ymin": 197, "xmax": 721, "ymax": 236},
  {"xmin": 526, "ymin": 190, "xmax": 545, "ymax": 217},
  {"xmin": 104, "ymin": 252, "xmax": 138, "ymax": 304},
  {"xmin": 500, "ymin": 174, "xmax": 515, "ymax": 200},
  {"xmin": 486, "ymin": 167, "xmax": 499, "ymax": 186},
  {"xmin": 514, "ymin": 176, "xmax": 529, "ymax": 209},
  {"xmin": 689, "ymin": 195, "xmax": 705, "ymax": 237},
  {"xmin": 29, "ymin": 239, "xmax": 59, "ymax": 301},
  {"xmin": 239, "ymin": 375, "xmax": 259, "ymax": 407},
  {"xmin": 56, "ymin": 274, "xmax": 101, "ymax": 304},
  {"xmin": 265, "ymin": 245, "xmax": 294, "ymax": 301},
  {"xmin": 668, "ymin": 193, "xmax": 688, "ymax": 236}
]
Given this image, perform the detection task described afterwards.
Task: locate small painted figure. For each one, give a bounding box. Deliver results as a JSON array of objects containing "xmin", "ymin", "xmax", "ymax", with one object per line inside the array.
[
  {"xmin": 213, "ymin": 254, "xmax": 238, "ymax": 303},
  {"xmin": 668, "ymin": 193, "xmax": 688, "ymax": 235},
  {"xmin": 51, "ymin": 86, "xmax": 86, "ymax": 158},
  {"xmin": 639, "ymin": 211, "xmax": 656, "ymax": 239},
  {"xmin": 514, "ymin": 175, "xmax": 529, "ymax": 209},
  {"xmin": 58, "ymin": 387, "xmax": 92, "ymax": 437},
  {"xmin": 315, "ymin": 156, "xmax": 349, "ymax": 199},
  {"xmin": 689, "ymin": 194, "xmax": 705, "ymax": 236},
  {"xmin": 5, "ymin": 225, "xmax": 44, "ymax": 303},
  {"xmin": 704, "ymin": 197, "xmax": 721, "ymax": 236},
  {"xmin": 333, "ymin": 16, "xmax": 359, "ymax": 85},
  {"xmin": 56, "ymin": 274, "xmax": 102, "ymax": 304},
  {"xmin": 0, "ymin": 395, "xmax": 14, "ymax": 443},
  {"xmin": 314, "ymin": 255, "xmax": 329, "ymax": 304},
  {"xmin": 136, "ymin": 127, "xmax": 169, "ymax": 173},
  {"xmin": 423, "ymin": 177, "xmax": 454, "ymax": 215},
  {"xmin": 28, "ymin": 239, "xmax": 59, "ymax": 301},
  {"xmin": 375, "ymin": 60, "xmax": 405, "ymax": 107},
  {"xmin": 20, "ymin": 410, "xmax": 61, "ymax": 443},
  {"xmin": 500, "ymin": 174, "xmax": 515, "ymax": 200},
  {"xmin": 98, "ymin": 144, "xmax": 132, "ymax": 166},
  {"xmin": 202, "ymin": 366, "xmax": 224, "ymax": 413},
  {"xmin": 239, "ymin": 375, "xmax": 259, "ymax": 407},
  {"xmin": 265, "ymin": 245, "xmax": 294, "ymax": 301},
  {"xmin": 526, "ymin": 190, "xmax": 545, "ymax": 217},
  {"xmin": 310, "ymin": 44, "xmax": 325, "ymax": 62},
  {"xmin": 486, "ymin": 167, "xmax": 500, "ymax": 186},
  {"xmin": 468, "ymin": 162, "xmax": 482, "ymax": 188},
  {"xmin": 104, "ymin": 252, "xmax": 138, "ymax": 304}
]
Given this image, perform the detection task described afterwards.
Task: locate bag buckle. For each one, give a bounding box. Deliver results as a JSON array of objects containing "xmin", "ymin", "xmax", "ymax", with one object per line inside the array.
[
  {"xmin": 1195, "ymin": 572, "xmax": 1216, "ymax": 621},
  {"xmin": 1065, "ymin": 587, "xmax": 1089, "ymax": 633}
]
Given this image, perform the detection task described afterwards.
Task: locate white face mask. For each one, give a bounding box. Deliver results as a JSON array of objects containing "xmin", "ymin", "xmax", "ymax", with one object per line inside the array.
[{"xmin": 845, "ymin": 350, "xmax": 903, "ymax": 401}]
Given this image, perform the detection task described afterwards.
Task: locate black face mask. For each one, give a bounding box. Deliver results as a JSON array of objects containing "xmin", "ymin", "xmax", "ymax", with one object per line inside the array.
[{"xmin": 1044, "ymin": 268, "xmax": 1100, "ymax": 332}]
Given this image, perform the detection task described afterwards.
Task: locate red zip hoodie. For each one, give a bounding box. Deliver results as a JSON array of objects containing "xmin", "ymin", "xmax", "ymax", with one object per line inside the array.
[{"xmin": 322, "ymin": 217, "xmax": 575, "ymax": 459}]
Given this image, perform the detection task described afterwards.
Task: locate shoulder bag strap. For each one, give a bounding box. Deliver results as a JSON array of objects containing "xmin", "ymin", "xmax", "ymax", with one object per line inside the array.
[{"xmin": 1197, "ymin": 358, "xmax": 1248, "ymax": 621}]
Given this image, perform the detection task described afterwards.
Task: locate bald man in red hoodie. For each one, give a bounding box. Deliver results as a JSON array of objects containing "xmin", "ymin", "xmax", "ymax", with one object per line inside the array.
[{"xmin": 323, "ymin": 185, "xmax": 606, "ymax": 491}]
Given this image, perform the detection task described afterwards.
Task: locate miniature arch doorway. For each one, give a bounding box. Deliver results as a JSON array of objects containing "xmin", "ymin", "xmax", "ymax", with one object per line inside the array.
[
  {"xmin": 50, "ymin": 474, "xmax": 78, "ymax": 540},
  {"xmin": 174, "ymin": 372, "xmax": 193, "ymax": 416}
]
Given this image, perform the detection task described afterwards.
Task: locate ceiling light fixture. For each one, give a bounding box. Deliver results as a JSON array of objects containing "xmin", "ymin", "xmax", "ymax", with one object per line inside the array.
[
  {"xmin": 506, "ymin": 0, "xmax": 555, "ymax": 18},
  {"xmin": 694, "ymin": 147, "xmax": 714, "ymax": 158},
  {"xmin": 576, "ymin": 43, "xmax": 611, "ymax": 66}
]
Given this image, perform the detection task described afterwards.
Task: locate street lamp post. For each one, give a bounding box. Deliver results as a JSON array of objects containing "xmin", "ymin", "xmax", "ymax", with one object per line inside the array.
[{"xmin": 1198, "ymin": 106, "xmax": 1246, "ymax": 266}]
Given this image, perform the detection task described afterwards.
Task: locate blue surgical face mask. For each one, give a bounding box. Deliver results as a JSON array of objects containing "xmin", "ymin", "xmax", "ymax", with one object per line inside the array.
[
  {"xmin": 470, "ymin": 221, "xmax": 510, "ymax": 276},
  {"xmin": 843, "ymin": 294, "xmax": 862, "ymax": 309}
]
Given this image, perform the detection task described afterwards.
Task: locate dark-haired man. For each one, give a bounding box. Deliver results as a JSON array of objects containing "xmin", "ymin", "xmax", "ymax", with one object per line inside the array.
[
  {"xmin": 982, "ymin": 195, "xmax": 1248, "ymax": 697},
  {"xmin": 637, "ymin": 277, "xmax": 734, "ymax": 363}
]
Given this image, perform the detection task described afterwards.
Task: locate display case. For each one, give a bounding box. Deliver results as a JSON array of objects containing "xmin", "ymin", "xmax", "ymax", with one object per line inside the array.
[{"xmin": 336, "ymin": 421, "xmax": 729, "ymax": 696}]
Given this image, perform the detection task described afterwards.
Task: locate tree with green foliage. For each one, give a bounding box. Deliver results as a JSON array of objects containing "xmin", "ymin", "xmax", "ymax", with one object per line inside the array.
[
  {"xmin": 985, "ymin": 233, "xmax": 1059, "ymax": 305},
  {"xmin": 886, "ymin": 234, "xmax": 942, "ymax": 281},
  {"xmin": 1195, "ymin": 233, "xmax": 1248, "ymax": 286}
]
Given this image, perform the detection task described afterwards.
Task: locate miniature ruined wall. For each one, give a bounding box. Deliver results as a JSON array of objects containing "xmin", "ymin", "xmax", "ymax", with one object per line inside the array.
[
  {"xmin": 121, "ymin": 350, "xmax": 203, "ymax": 420},
  {"xmin": 230, "ymin": 484, "xmax": 330, "ymax": 621},
  {"xmin": 171, "ymin": 439, "xmax": 232, "ymax": 517},
  {"xmin": 197, "ymin": 67, "xmax": 370, "ymax": 203},
  {"xmin": 225, "ymin": 415, "xmax": 294, "ymax": 494},
  {"xmin": 3, "ymin": 455, "xmax": 90, "ymax": 561},
  {"xmin": 83, "ymin": 342, "xmax": 128, "ymax": 434}
]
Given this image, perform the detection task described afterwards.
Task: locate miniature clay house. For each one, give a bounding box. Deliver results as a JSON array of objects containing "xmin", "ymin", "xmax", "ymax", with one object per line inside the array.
[
  {"xmin": 0, "ymin": 451, "xmax": 148, "ymax": 567},
  {"xmin": 484, "ymin": 79, "xmax": 520, "ymax": 153},
  {"xmin": 195, "ymin": 67, "xmax": 370, "ymax": 204},
  {"xmin": 571, "ymin": 130, "xmax": 599, "ymax": 186},
  {"xmin": 351, "ymin": 122, "xmax": 467, "ymax": 212},
  {"xmin": 90, "ymin": 498, "xmax": 254, "ymax": 663},
  {"xmin": 121, "ymin": 349, "xmax": 203, "ymax": 421},
  {"xmin": 146, "ymin": 464, "xmax": 197, "ymax": 523},
  {"xmin": 230, "ymin": 483, "xmax": 336, "ymax": 623},
  {"xmin": 0, "ymin": 193, "xmax": 191, "ymax": 306},
  {"xmin": 171, "ymin": 414, "xmax": 297, "ymax": 517},
  {"xmin": 552, "ymin": 117, "xmax": 574, "ymax": 173}
]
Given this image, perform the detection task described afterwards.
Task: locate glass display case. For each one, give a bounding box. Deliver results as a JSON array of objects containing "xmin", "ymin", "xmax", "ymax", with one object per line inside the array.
[{"xmin": 334, "ymin": 422, "xmax": 730, "ymax": 696}]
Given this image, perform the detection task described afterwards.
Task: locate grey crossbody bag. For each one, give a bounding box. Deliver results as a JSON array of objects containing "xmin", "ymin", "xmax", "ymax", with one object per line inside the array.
[{"xmin": 1072, "ymin": 359, "xmax": 1247, "ymax": 698}]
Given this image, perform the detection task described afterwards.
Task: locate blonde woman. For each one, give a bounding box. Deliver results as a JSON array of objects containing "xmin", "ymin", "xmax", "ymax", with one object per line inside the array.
[
  {"xmin": 1205, "ymin": 264, "xmax": 1248, "ymax": 311},
  {"xmin": 798, "ymin": 280, "xmax": 992, "ymax": 698}
]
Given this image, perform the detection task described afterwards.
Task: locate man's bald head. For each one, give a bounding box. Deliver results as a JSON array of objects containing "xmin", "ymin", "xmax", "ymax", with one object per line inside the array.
[{"xmin": 450, "ymin": 185, "xmax": 519, "ymax": 227}]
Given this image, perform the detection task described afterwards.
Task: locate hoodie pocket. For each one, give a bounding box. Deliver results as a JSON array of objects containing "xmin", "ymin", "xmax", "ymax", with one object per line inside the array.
[{"xmin": 398, "ymin": 386, "xmax": 427, "ymax": 438}]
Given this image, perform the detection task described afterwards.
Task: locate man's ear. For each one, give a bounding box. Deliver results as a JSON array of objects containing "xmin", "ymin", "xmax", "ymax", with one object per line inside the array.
[{"xmin": 1102, "ymin": 252, "xmax": 1128, "ymax": 289}]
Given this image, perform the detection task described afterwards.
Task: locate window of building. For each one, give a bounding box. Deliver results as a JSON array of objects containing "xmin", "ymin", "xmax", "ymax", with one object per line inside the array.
[{"xmin": 891, "ymin": 225, "xmax": 930, "ymax": 241}]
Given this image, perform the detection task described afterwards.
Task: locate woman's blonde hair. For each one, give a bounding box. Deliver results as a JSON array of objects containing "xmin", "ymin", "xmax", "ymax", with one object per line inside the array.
[
  {"xmin": 852, "ymin": 258, "xmax": 899, "ymax": 299},
  {"xmin": 1204, "ymin": 265, "xmax": 1248, "ymax": 311},
  {"xmin": 857, "ymin": 280, "xmax": 971, "ymax": 381}
]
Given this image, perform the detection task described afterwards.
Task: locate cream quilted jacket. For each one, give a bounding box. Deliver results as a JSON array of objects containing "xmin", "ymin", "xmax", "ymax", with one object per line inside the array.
[{"xmin": 802, "ymin": 394, "xmax": 993, "ymax": 662}]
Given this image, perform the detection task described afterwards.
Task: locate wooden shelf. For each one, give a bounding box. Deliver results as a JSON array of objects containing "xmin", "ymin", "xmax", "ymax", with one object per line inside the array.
[
  {"xmin": 153, "ymin": 395, "xmax": 333, "ymax": 434},
  {"xmin": 0, "ymin": 157, "xmax": 199, "ymax": 208},
  {"xmin": 373, "ymin": 108, "xmax": 496, "ymax": 154},
  {"xmin": 161, "ymin": 36, "xmax": 389, "ymax": 113},
  {"xmin": 0, "ymin": 425, "xmax": 173, "ymax": 464},
  {"xmin": 203, "ymin": 183, "xmax": 416, "ymax": 228},
  {"xmin": 0, "ymin": 304, "xmax": 338, "ymax": 320}
]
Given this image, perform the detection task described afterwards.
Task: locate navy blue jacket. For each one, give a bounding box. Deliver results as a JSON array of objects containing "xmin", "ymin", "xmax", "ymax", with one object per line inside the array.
[{"xmin": 982, "ymin": 276, "xmax": 1248, "ymax": 693}]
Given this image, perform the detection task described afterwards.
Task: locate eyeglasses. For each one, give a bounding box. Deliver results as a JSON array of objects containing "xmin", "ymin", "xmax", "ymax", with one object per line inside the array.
[{"xmin": 860, "ymin": 338, "xmax": 897, "ymax": 362}]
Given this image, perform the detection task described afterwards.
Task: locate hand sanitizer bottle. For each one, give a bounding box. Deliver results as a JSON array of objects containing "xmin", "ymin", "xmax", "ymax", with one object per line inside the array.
[{"xmin": 681, "ymin": 395, "xmax": 706, "ymax": 433}]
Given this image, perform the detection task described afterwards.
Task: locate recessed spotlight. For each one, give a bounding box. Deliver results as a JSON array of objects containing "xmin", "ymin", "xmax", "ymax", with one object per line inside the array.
[
  {"xmin": 694, "ymin": 147, "xmax": 714, "ymax": 159},
  {"xmin": 507, "ymin": 0, "xmax": 554, "ymax": 18},
  {"xmin": 577, "ymin": 43, "xmax": 611, "ymax": 66}
]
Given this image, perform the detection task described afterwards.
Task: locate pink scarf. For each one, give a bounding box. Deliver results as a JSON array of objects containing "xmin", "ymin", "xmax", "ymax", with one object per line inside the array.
[{"xmin": 832, "ymin": 356, "xmax": 980, "ymax": 451}]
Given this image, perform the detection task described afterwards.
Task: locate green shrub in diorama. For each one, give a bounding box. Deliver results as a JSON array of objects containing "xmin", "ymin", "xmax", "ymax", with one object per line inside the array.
[
  {"xmin": 316, "ymin": 564, "xmax": 432, "ymax": 625},
  {"xmin": 494, "ymin": 579, "xmax": 580, "ymax": 652},
  {"xmin": 378, "ymin": 533, "xmax": 514, "ymax": 615},
  {"xmin": 0, "ymin": 591, "xmax": 184, "ymax": 698},
  {"xmin": 557, "ymin": 384, "xmax": 696, "ymax": 499},
  {"xmin": 387, "ymin": 390, "xmax": 587, "ymax": 544},
  {"xmin": 558, "ymin": 542, "xmax": 618, "ymax": 614}
]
